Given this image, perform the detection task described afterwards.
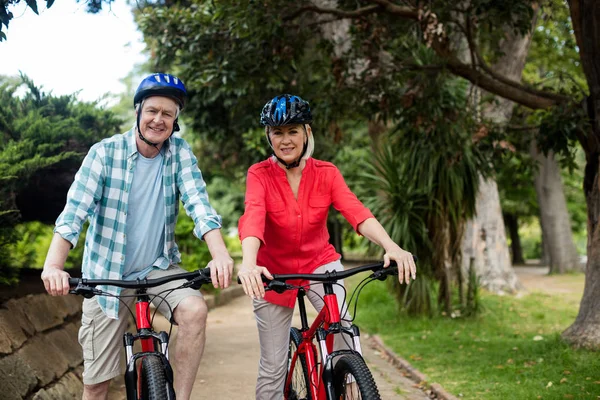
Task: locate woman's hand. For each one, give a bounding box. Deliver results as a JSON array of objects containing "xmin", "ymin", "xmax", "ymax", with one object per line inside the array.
[
  {"xmin": 237, "ymin": 263, "xmax": 274, "ymax": 299},
  {"xmin": 383, "ymin": 244, "xmax": 417, "ymax": 284}
]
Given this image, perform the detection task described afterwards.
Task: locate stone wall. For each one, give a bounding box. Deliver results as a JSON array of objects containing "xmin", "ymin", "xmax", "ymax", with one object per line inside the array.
[
  {"xmin": 0, "ymin": 270, "xmax": 245, "ymax": 400},
  {"xmin": 0, "ymin": 292, "xmax": 84, "ymax": 399}
]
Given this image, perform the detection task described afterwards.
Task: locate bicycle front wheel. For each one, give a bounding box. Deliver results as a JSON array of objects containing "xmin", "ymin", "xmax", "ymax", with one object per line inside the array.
[
  {"xmin": 285, "ymin": 327, "xmax": 312, "ymax": 400},
  {"xmin": 333, "ymin": 354, "xmax": 381, "ymax": 400},
  {"xmin": 139, "ymin": 354, "xmax": 171, "ymax": 400}
]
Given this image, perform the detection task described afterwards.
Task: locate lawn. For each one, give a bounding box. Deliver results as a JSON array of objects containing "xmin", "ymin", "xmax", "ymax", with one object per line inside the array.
[{"xmin": 347, "ymin": 270, "xmax": 600, "ymax": 399}]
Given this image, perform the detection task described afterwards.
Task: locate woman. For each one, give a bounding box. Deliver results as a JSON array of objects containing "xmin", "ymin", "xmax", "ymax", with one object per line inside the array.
[{"xmin": 237, "ymin": 94, "xmax": 416, "ymax": 399}]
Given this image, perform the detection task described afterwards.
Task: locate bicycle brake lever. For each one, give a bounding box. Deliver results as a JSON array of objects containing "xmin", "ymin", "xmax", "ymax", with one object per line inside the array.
[
  {"xmin": 268, "ymin": 280, "xmax": 288, "ymax": 294},
  {"xmin": 69, "ymin": 284, "xmax": 102, "ymax": 299},
  {"xmin": 372, "ymin": 266, "xmax": 399, "ymax": 281}
]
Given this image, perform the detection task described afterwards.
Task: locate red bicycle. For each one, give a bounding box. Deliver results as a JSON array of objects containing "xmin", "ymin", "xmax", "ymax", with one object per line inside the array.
[
  {"xmin": 68, "ymin": 267, "xmax": 213, "ymax": 400},
  {"xmin": 262, "ymin": 261, "xmax": 401, "ymax": 400}
]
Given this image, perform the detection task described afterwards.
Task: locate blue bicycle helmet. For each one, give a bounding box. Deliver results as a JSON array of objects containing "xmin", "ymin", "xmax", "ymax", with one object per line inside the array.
[
  {"xmin": 134, "ymin": 73, "xmax": 187, "ymax": 109},
  {"xmin": 260, "ymin": 94, "xmax": 312, "ymax": 127}
]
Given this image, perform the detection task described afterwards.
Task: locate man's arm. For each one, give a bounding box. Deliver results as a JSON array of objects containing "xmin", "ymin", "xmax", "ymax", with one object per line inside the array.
[
  {"xmin": 41, "ymin": 233, "xmax": 72, "ymax": 296},
  {"xmin": 203, "ymin": 229, "xmax": 234, "ymax": 289}
]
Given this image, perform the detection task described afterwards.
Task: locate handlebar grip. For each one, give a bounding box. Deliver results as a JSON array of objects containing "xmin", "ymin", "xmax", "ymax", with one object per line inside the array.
[{"xmin": 68, "ymin": 278, "xmax": 80, "ymax": 288}]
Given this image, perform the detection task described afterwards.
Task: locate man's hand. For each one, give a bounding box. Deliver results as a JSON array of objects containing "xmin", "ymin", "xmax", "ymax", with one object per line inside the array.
[
  {"xmin": 41, "ymin": 266, "xmax": 71, "ymax": 296},
  {"xmin": 208, "ymin": 252, "xmax": 234, "ymax": 289},
  {"xmin": 237, "ymin": 264, "xmax": 273, "ymax": 300}
]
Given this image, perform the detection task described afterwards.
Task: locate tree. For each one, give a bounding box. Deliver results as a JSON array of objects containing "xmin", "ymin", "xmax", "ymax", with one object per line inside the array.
[{"xmin": 0, "ymin": 75, "xmax": 122, "ymax": 282}]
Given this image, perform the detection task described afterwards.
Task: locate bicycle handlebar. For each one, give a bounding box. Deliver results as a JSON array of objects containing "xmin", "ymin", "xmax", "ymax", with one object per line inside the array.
[
  {"xmin": 69, "ymin": 267, "xmax": 213, "ymax": 298},
  {"xmin": 268, "ymin": 261, "xmax": 398, "ymax": 283}
]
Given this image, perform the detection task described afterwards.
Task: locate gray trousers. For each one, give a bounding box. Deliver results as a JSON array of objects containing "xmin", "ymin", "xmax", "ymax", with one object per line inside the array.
[{"xmin": 253, "ymin": 260, "xmax": 356, "ymax": 400}]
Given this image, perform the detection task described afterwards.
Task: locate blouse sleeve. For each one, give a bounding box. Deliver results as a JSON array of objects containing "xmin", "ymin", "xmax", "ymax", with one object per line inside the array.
[
  {"xmin": 330, "ymin": 167, "xmax": 374, "ymax": 233},
  {"xmin": 238, "ymin": 168, "xmax": 267, "ymax": 244}
]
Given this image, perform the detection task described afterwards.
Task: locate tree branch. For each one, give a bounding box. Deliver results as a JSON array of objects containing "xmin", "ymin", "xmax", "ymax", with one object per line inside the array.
[
  {"xmin": 463, "ymin": 17, "xmax": 570, "ymax": 104},
  {"xmin": 283, "ymin": 4, "xmax": 382, "ymax": 21},
  {"xmin": 366, "ymin": 0, "xmax": 419, "ymax": 18},
  {"xmin": 286, "ymin": 0, "xmax": 571, "ymax": 110}
]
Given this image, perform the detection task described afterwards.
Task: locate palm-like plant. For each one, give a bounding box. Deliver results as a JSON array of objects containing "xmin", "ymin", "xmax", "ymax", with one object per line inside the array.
[{"xmin": 360, "ymin": 77, "xmax": 494, "ymax": 315}]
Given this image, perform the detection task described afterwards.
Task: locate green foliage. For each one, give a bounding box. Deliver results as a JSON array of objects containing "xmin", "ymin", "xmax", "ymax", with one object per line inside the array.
[
  {"xmin": 0, "ymin": 75, "xmax": 122, "ymax": 282},
  {"xmin": 535, "ymin": 103, "xmax": 588, "ymax": 171},
  {"xmin": 1, "ymin": 0, "xmax": 111, "ymax": 41},
  {"xmin": 204, "ymin": 176, "xmax": 245, "ymax": 233},
  {"xmin": 357, "ymin": 76, "xmax": 504, "ymax": 315},
  {"xmin": 174, "ymin": 206, "xmax": 212, "ymax": 271},
  {"xmin": 524, "ymin": 0, "xmax": 588, "ymax": 96}
]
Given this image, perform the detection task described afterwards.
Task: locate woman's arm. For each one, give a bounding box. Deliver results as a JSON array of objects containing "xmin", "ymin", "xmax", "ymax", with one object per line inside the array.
[{"xmin": 358, "ymin": 218, "xmax": 417, "ymax": 284}]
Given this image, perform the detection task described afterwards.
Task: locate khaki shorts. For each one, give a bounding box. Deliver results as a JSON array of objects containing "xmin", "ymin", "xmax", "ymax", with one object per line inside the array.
[{"xmin": 78, "ymin": 265, "xmax": 204, "ymax": 385}]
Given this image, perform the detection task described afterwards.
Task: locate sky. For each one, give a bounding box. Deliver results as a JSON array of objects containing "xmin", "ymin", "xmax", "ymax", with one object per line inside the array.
[{"xmin": 0, "ymin": 0, "xmax": 147, "ymax": 104}]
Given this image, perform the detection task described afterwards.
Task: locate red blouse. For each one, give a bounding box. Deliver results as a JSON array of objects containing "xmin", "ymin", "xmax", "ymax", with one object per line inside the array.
[{"xmin": 238, "ymin": 157, "xmax": 374, "ymax": 307}]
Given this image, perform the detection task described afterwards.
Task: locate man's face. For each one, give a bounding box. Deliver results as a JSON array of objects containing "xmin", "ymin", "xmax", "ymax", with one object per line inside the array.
[{"xmin": 138, "ymin": 96, "xmax": 179, "ymax": 144}]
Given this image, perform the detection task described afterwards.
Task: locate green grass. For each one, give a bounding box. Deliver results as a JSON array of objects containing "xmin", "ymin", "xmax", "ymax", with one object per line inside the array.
[{"xmin": 348, "ymin": 276, "xmax": 600, "ymax": 399}]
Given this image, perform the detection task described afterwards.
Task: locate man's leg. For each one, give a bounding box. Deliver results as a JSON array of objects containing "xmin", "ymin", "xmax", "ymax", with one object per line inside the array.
[
  {"xmin": 171, "ymin": 296, "xmax": 208, "ymax": 400},
  {"xmin": 147, "ymin": 265, "xmax": 207, "ymax": 400},
  {"xmin": 83, "ymin": 381, "xmax": 111, "ymax": 400},
  {"xmin": 79, "ymin": 295, "xmax": 131, "ymax": 400}
]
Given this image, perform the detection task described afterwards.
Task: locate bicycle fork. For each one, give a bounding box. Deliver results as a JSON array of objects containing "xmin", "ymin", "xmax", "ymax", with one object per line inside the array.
[{"xmin": 123, "ymin": 293, "xmax": 173, "ymax": 400}]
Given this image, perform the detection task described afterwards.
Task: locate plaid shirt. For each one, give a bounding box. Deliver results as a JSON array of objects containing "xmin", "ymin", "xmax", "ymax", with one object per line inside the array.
[{"xmin": 55, "ymin": 129, "xmax": 222, "ymax": 319}]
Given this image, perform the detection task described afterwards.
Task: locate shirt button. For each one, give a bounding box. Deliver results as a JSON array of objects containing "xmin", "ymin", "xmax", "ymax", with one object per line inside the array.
[{"xmin": 297, "ymin": 214, "xmax": 301, "ymax": 218}]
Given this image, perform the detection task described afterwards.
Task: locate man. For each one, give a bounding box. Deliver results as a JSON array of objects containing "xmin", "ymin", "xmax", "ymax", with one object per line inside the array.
[{"xmin": 41, "ymin": 73, "xmax": 233, "ymax": 400}]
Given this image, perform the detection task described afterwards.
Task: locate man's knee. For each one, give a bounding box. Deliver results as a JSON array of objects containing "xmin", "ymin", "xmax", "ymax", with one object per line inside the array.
[
  {"xmin": 173, "ymin": 296, "xmax": 208, "ymax": 330},
  {"xmin": 83, "ymin": 380, "xmax": 111, "ymax": 399}
]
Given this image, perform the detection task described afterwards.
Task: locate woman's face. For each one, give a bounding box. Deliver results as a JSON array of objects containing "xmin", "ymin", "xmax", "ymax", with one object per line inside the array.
[{"xmin": 268, "ymin": 124, "xmax": 308, "ymax": 163}]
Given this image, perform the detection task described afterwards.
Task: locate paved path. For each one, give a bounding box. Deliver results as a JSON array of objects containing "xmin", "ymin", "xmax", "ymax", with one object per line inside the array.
[
  {"xmin": 109, "ymin": 292, "xmax": 428, "ymax": 399},
  {"xmin": 190, "ymin": 294, "xmax": 428, "ymax": 400}
]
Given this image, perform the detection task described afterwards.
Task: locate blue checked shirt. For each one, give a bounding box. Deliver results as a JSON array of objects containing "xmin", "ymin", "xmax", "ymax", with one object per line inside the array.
[{"xmin": 55, "ymin": 129, "xmax": 222, "ymax": 319}]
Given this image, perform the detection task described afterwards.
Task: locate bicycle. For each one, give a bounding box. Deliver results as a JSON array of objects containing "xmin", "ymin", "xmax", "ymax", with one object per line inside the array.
[
  {"xmin": 258, "ymin": 260, "xmax": 402, "ymax": 400},
  {"xmin": 68, "ymin": 267, "xmax": 213, "ymax": 400}
]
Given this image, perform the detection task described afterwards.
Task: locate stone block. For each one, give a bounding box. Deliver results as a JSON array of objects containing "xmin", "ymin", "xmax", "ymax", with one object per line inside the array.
[
  {"xmin": 19, "ymin": 295, "xmax": 65, "ymax": 333},
  {"xmin": 60, "ymin": 295, "xmax": 83, "ymax": 317},
  {"xmin": 0, "ymin": 309, "xmax": 28, "ymax": 354},
  {"xmin": 17, "ymin": 335, "xmax": 69, "ymax": 386},
  {"xmin": 0, "ymin": 352, "xmax": 38, "ymax": 398},
  {"xmin": 45, "ymin": 328, "xmax": 82, "ymax": 369},
  {"xmin": 4, "ymin": 297, "xmax": 35, "ymax": 336},
  {"xmin": 32, "ymin": 371, "xmax": 83, "ymax": 400}
]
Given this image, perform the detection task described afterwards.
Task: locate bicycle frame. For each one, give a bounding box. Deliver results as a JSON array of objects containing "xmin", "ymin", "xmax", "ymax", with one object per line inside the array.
[
  {"xmin": 69, "ymin": 268, "xmax": 212, "ymax": 400},
  {"xmin": 285, "ymin": 281, "xmax": 363, "ymax": 400}
]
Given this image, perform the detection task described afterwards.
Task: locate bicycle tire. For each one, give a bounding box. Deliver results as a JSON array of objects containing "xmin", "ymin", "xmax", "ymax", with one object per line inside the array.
[
  {"xmin": 140, "ymin": 354, "xmax": 170, "ymax": 400},
  {"xmin": 285, "ymin": 327, "xmax": 312, "ymax": 400},
  {"xmin": 333, "ymin": 354, "xmax": 381, "ymax": 399}
]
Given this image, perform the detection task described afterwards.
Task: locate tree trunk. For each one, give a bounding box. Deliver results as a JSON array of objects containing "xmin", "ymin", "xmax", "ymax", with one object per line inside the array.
[
  {"xmin": 504, "ymin": 213, "xmax": 525, "ymax": 265},
  {"xmin": 460, "ymin": 12, "xmax": 538, "ymax": 293},
  {"xmin": 562, "ymin": 0, "xmax": 600, "ymax": 348},
  {"xmin": 462, "ymin": 177, "xmax": 522, "ymax": 293},
  {"xmin": 530, "ymin": 141, "xmax": 582, "ymax": 273}
]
